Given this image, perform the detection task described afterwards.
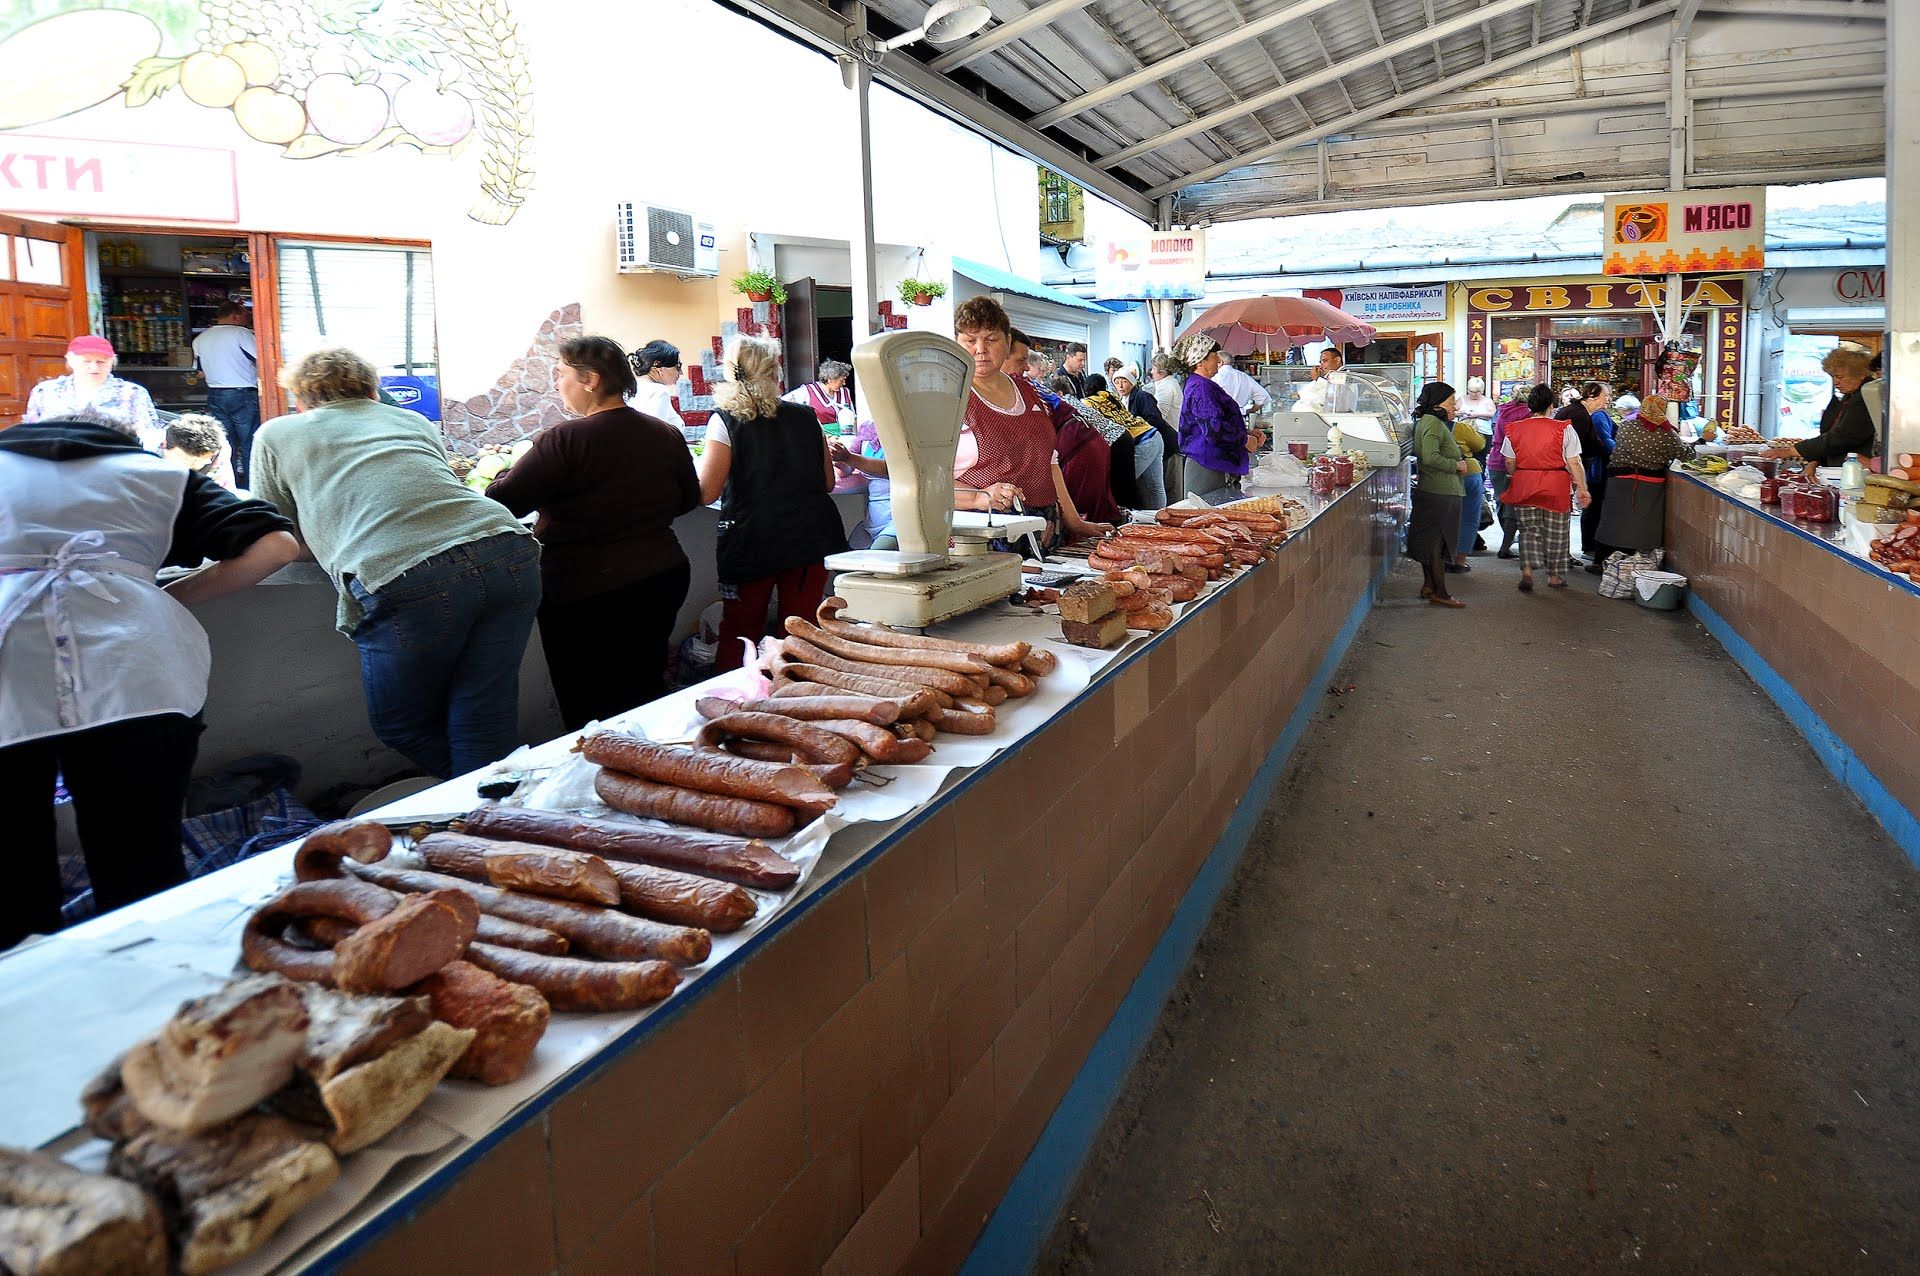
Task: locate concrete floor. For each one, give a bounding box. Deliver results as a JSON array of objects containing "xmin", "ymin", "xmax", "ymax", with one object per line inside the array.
[{"xmin": 1044, "ymin": 554, "xmax": 1920, "ymax": 1274}]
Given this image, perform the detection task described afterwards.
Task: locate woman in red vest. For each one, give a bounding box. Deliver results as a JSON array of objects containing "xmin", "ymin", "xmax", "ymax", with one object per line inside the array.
[{"xmin": 1498, "ymin": 384, "xmax": 1592, "ymax": 592}]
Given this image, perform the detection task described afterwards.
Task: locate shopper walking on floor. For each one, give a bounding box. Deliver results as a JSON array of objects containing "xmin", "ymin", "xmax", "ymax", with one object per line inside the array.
[
  {"xmin": 699, "ymin": 335, "xmax": 848, "ymax": 672},
  {"xmin": 1488, "ymin": 390, "xmax": 1531, "ymax": 558},
  {"xmin": 1407, "ymin": 382, "xmax": 1470, "ymax": 607},
  {"xmin": 487, "ymin": 335, "xmax": 700, "ymax": 729},
  {"xmin": 1557, "ymin": 380, "xmax": 1615, "ymax": 572},
  {"xmin": 251, "ymin": 348, "xmax": 542, "ymax": 779},
  {"xmin": 1594, "ymin": 394, "xmax": 1692, "ymax": 556},
  {"xmin": 0, "ymin": 405, "xmax": 297, "ymax": 947},
  {"xmin": 1501, "ymin": 383, "xmax": 1592, "ymax": 592}
]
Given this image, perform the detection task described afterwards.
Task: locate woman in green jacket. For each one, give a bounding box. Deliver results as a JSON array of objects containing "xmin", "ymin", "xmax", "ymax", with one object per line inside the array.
[{"xmin": 1407, "ymin": 381, "xmax": 1471, "ymax": 608}]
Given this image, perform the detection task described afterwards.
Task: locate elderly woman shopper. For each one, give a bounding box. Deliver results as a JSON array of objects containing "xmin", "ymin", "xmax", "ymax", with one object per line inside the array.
[
  {"xmin": 629, "ymin": 339, "xmax": 692, "ymax": 442},
  {"xmin": 1407, "ymin": 382, "xmax": 1471, "ymax": 607},
  {"xmin": 782, "ymin": 358, "xmax": 857, "ymax": 433},
  {"xmin": 950, "ymin": 297, "xmax": 1112, "ymax": 547},
  {"xmin": 24, "ymin": 335, "xmax": 161, "ymax": 449},
  {"xmin": 488, "ymin": 335, "xmax": 701, "ymax": 729},
  {"xmin": 1105, "ymin": 363, "xmax": 1170, "ymax": 509},
  {"xmin": 1594, "ymin": 394, "xmax": 1693, "ymax": 557},
  {"xmin": 1500, "ymin": 384, "xmax": 1592, "ymax": 592},
  {"xmin": 252, "ymin": 348, "xmax": 540, "ymax": 779},
  {"xmin": 0, "ymin": 405, "xmax": 297, "ymax": 946},
  {"xmin": 699, "ymin": 336, "xmax": 848, "ymax": 671},
  {"xmin": 1177, "ymin": 334, "xmax": 1266, "ymax": 499},
  {"xmin": 1765, "ymin": 343, "xmax": 1878, "ymax": 469}
]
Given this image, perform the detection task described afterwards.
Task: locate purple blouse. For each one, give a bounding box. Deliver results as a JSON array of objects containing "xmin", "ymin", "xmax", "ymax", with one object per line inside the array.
[{"xmin": 1179, "ymin": 372, "xmax": 1251, "ymax": 475}]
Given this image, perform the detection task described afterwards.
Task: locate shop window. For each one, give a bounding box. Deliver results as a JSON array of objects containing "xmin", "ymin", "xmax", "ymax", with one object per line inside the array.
[
  {"xmin": 276, "ymin": 241, "xmax": 436, "ymax": 376},
  {"xmin": 14, "ymin": 234, "xmax": 63, "ymax": 286}
]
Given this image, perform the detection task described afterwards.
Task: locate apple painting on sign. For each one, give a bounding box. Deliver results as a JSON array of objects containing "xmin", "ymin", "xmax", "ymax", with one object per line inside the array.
[{"xmin": 0, "ymin": 1, "xmax": 533, "ymax": 226}]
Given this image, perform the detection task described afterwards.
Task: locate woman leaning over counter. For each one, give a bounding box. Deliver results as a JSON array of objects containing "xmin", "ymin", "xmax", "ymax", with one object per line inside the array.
[
  {"xmin": 0, "ymin": 406, "xmax": 297, "ymax": 948},
  {"xmin": 699, "ymin": 335, "xmax": 849, "ymax": 671},
  {"xmin": 1765, "ymin": 343, "xmax": 1878, "ymax": 469},
  {"xmin": 487, "ymin": 335, "xmax": 700, "ymax": 729},
  {"xmin": 251, "ymin": 348, "xmax": 541, "ymax": 779},
  {"xmin": 950, "ymin": 296, "xmax": 1112, "ymax": 547}
]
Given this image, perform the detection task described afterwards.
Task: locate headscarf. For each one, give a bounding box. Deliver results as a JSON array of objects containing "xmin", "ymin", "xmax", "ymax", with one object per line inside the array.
[
  {"xmin": 1174, "ymin": 333, "xmax": 1219, "ymax": 373},
  {"xmin": 1637, "ymin": 394, "xmax": 1672, "ymax": 431},
  {"xmin": 1412, "ymin": 380, "xmax": 1456, "ymax": 425},
  {"xmin": 1116, "ymin": 362, "xmax": 1142, "ymax": 386}
]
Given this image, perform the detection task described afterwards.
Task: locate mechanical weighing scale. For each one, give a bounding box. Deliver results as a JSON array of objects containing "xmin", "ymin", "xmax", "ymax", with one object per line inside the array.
[{"xmin": 824, "ymin": 331, "xmax": 1047, "ymax": 627}]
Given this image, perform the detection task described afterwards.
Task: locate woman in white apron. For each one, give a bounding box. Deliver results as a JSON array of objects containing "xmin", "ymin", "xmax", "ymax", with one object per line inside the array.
[{"xmin": 0, "ymin": 410, "xmax": 298, "ymax": 947}]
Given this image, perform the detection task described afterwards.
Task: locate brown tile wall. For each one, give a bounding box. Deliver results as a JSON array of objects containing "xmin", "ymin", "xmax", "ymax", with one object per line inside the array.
[
  {"xmin": 342, "ymin": 480, "xmax": 1387, "ymax": 1276},
  {"xmin": 1667, "ymin": 478, "xmax": 1920, "ymax": 819}
]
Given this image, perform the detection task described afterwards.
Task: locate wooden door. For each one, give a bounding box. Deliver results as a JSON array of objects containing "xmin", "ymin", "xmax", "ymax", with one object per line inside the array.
[
  {"xmin": 780, "ymin": 276, "xmax": 818, "ymax": 389},
  {"xmin": 0, "ymin": 217, "xmax": 87, "ymax": 425}
]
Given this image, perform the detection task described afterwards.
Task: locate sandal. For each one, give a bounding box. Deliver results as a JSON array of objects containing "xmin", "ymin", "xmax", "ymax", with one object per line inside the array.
[
  {"xmin": 1518, "ymin": 576, "xmax": 1534, "ymax": 592},
  {"xmin": 1547, "ymin": 576, "xmax": 1568, "ymax": 589},
  {"xmin": 1428, "ymin": 595, "xmax": 1467, "ymax": 608}
]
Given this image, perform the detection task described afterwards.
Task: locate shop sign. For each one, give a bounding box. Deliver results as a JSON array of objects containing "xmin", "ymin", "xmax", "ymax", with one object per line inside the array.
[
  {"xmin": 1714, "ymin": 304, "xmax": 1744, "ymax": 431},
  {"xmin": 1305, "ymin": 285, "xmax": 1446, "ymax": 323},
  {"xmin": 1833, "ymin": 267, "xmax": 1884, "ymax": 303},
  {"xmin": 0, "ymin": 134, "xmax": 238, "ymax": 224},
  {"xmin": 1094, "ymin": 229, "xmax": 1207, "ymax": 300},
  {"xmin": 1465, "ymin": 278, "xmax": 1743, "ymax": 313},
  {"xmin": 1601, "ymin": 187, "xmax": 1766, "ymax": 275}
]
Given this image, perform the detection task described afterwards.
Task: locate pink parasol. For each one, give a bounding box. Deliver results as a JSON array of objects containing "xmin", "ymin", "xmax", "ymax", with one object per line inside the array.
[{"xmin": 1176, "ymin": 294, "xmax": 1376, "ymax": 356}]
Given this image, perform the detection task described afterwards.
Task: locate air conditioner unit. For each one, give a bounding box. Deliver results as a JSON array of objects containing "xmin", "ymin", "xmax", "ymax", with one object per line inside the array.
[{"xmin": 615, "ymin": 202, "xmax": 719, "ymax": 277}]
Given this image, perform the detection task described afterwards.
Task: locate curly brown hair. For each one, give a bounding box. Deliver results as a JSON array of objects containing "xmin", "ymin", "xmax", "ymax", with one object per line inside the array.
[
  {"xmin": 953, "ymin": 295, "xmax": 1011, "ymax": 337},
  {"xmin": 281, "ymin": 348, "xmax": 379, "ymax": 407}
]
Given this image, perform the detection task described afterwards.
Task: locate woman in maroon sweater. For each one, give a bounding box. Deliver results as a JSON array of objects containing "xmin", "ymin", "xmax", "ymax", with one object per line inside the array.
[{"xmin": 488, "ymin": 335, "xmax": 700, "ymax": 727}]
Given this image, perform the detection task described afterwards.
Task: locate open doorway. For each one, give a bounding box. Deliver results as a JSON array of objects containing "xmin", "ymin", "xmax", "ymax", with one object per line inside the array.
[{"xmin": 780, "ymin": 277, "xmax": 853, "ymax": 390}]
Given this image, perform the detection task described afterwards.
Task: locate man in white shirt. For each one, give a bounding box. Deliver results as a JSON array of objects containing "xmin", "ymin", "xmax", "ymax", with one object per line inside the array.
[
  {"xmin": 1210, "ymin": 356, "xmax": 1271, "ymax": 421},
  {"xmin": 1293, "ymin": 347, "xmax": 1348, "ymax": 412},
  {"xmin": 192, "ymin": 304, "xmax": 260, "ymax": 483}
]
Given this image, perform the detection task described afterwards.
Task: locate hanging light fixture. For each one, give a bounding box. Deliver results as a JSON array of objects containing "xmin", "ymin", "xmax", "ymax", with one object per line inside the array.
[{"xmin": 866, "ymin": 0, "xmax": 992, "ymax": 57}]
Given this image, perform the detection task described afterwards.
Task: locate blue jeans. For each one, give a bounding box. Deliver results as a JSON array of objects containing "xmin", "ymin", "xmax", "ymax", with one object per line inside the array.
[
  {"xmin": 205, "ymin": 387, "xmax": 260, "ymax": 483},
  {"xmin": 1457, "ymin": 470, "xmax": 1487, "ymax": 557},
  {"xmin": 347, "ymin": 532, "xmax": 541, "ymax": 779},
  {"xmin": 1132, "ymin": 431, "xmax": 1168, "ymax": 509}
]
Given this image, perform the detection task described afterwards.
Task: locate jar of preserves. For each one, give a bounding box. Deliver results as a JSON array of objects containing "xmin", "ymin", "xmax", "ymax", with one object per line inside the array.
[
  {"xmin": 1332, "ymin": 455, "xmax": 1355, "ymax": 487},
  {"xmin": 1309, "ymin": 463, "xmax": 1335, "ymax": 496},
  {"xmin": 1759, "ymin": 475, "xmax": 1785, "ymax": 505}
]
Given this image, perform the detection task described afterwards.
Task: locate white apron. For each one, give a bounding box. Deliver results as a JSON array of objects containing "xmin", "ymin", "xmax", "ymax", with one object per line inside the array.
[{"xmin": 0, "ymin": 450, "xmax": 210, "ymax": 748}]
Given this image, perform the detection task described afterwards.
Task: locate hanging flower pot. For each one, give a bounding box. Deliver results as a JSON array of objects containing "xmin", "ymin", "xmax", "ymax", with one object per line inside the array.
[
  {"xmin": 731, "ymin": 271, "xmax": 787, "ymax": 307},
  {"xmin": 908, "ymin": 291, "xmax": 934, "ymax": 307},
  {"xmin": 897, "ymin": 278, "xmax": 947, "ymax": 308}
]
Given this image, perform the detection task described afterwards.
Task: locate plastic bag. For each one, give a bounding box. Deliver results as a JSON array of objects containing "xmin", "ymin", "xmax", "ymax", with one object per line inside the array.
[
  {"xmin": 1714, "ymin": 464, "xmax": 1766, "ymax": 500},
  {"xmin": 1599, "ymin": 548, "xmax": 1665, "ymax": 600},
  {"xmin": 1250, "ymin": 453, "xmax": 1310, "ymax": 487}
]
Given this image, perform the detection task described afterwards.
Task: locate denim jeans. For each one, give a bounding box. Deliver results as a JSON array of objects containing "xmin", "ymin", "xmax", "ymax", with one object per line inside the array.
[
  {"xmin": 347, "ymin": 532, "xmax": 541, "ymax": 779},
  {"xmin": 1132, "ymin": 431, "xmax": 1168, "ymax": 509},
  {"xmin": 205, "ymin": 387, "xmax": 261, "ymax": 483},
  {"xmin": 1457, "ymin": 470, "xmax": 1487, "ymax": 556}
]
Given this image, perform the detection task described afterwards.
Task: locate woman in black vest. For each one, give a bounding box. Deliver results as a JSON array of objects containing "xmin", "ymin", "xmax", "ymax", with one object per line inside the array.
[{"xmin": 699, "ymin": 335, "xmax": 848, "ymax": 671}]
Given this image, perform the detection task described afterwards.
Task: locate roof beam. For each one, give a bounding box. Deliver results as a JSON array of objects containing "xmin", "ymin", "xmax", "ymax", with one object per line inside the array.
[
  {"xmin": 1698, "ymin": 0, "xmax": 1884, "ymax": 14},
  {"xmin": 929, "ymin": 0, "xmax": 1094, "ymax": 74},
  {"xmin": 1350, "ymin": 72, "xmax": 1883, "ymax": 135},
  {"xmin": 1673, "ymin": 0, "xmax": 1704, "ymax": 38},
  {"xmin": 1099, "ymin": 0, "xmax": 1542, "ymax": 169},
  {"xmin": 1029, "ymin": 0, "xmax": 1347, "ymax": 128},
  {"xmin": 1153, "ymin": 0, "xmax": 1680, "ymax": 197}
]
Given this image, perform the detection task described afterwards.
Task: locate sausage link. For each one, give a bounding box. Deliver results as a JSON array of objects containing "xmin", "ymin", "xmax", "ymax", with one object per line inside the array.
[
  {"xmin": 593, "ymin": 768, "xmax": 797, "ymax": 840},
  {"xmin": 293, "ymin": 820, "xmax": 395, "ymax": 882},
  {"xmin": 712, "ymin": 693, "xmax": 901, "ymax": 726},
  {"xmin": 784, "ymin": 617, "xmax": 994, "ymax": 676},
  {"xmin": 242, "ymin": 878, "xmax": 400, "ymax": 986},
  {"xmin": 695, "ymin": 711, "xmax": 861, "ymax": 767},
  {"xmin": 1021, "ymin": 648, "xmax": 1058, "ymax": 676},
  {"xmin": 930, "ymin": 707, "xmax": 996, "ymax": 735},
  {"xmin": 780, "ymin": 661, "xmax": 955, "ymax": 709},
  {"xmin": 808, "ymin": 719, "xmax": 932, "ymax": 764},
  {"xmin": 780, "ymin": 635, "xmax": 982, "ymax": 698},
  {"xmin": 465, "ymin": 943, "xmax": 679, "ymax": 1013},
  {"xmin": 984, "ymin": 666, "xmax": 1036, "ymax": 697},
  {"xmin": 582, "ymin": 731, "xmax": 835, "ymax": 814},
  {"xmin": 816, "ymin": 597, "xmax": 1029, "ymax": 666},
  {"xmin": 456, "ymin": 806, "xmax": 799, "ymax": 889}
]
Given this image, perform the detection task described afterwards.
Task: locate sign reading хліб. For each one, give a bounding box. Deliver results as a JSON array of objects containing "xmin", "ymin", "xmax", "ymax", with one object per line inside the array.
[
  {"xmin": 1601, "ymin": 187, "xmax": 1765, "ymax": 275},
  {"xmin": 1094, "ymin": 229, "xmax": 1207, "ymax": 300},
  {"xmin": 0, "ymin": 134, "xmax": 239, "ymax": 223}
]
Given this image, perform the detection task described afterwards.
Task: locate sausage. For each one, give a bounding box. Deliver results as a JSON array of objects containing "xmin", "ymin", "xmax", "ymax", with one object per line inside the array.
[
  {"xmin": 1021, "ymin": 648, "xmax": 1057, "ymax": 677},
  {"xmin": 581, "ymin": 730, "xmax": 836, "ymax": 815},
  {"xmin": 816, "ymin": 597, "xmax": 1030, "ymax": 666},
  {"xmin": 242, "ymin": 878, "xmax": 400, "ymax": 986},
  {"xmin": 783, "ymin": 618, "xmax": 995, "ymax": 676},
  {"xmin": 1126, "ymin": 604, "xmax": 1176, "ymax": 632},
  {"xmin": 780, "ymin": 634, "xmax": 983, "ymax": 698},
  {"xmin": 930, "ymin": 706, "xmax": 996, "ymax": 735},
  {"xmin": 950, "ymin": 697, "xmax": 995, "ymax": 715},
  {"xmin": 465, "ymin": 943, "xmax": 679, "ymax": 1013},
  {"xmin": 416, "ymin": 832, "xmax": 757, "ymax": 933},
  {"xmin": 292, "ymin": 820, "xmax": 395, "ymax": 882},
  {"xmin": 715, "ymin": 693, "xmax": 902, "ymax": 726},
  {"xmin": 808, "ymin": 719, "xmax": 933, "ymax": 764},
  {"xmin": 484, "ymin": 848, "xmax": 622, "ymax": 907},
  {"xmin": 1110, "ymin": 524, "xmax": 1235, "ymax": 546},
  {"xmin": 780, "ymin": 661, "xmax": 956, "ymax": 708},
  {"xmin": 351, "ymin": 860, "xmax": 713, "ymax": 965},
  {"xmin": 766, "ymin": 684, "xmax": 935, "ymax": 720},
  {"xmin": 695, "ymin": 711, "xmax": 862, "ymax": 767},
  {"xmin": 593, "ymin": 768, "xmax": 797, "ymax": 840},
  {"xmin": 455, "ymin": 806, "xmax": 800, "ymax": 889},
  {"xmin": 295, "ymin": 911, "xmax": 570, "ymax": 956},
  {"xmin": 714, "ymin": 742, "xmax": 853, "ymax": 790},
  {"xmin": 332, "ymin": 889, "xmax": 479, "ymax": 993},
  {"xmin": 912, "ymin": 719, "xmax": 936, "ymax": 742}
]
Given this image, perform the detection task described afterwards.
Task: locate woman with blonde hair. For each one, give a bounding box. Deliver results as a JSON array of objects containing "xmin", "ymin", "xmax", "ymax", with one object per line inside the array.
[
  {"xmin": 1765, "ymin": 343, "xmax": 1878, "ymax": 469},
  {"xmin": 698, "ymin": 335, "xmax": 847, "ymax": 670},
  {"xmin": 251, "ymin": 347, "xmax": 540, "ymax": 777}
]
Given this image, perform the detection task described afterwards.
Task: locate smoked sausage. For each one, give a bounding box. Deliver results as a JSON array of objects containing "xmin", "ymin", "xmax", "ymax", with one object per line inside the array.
[
  {"xmin": 456, "ymin": 806, "xmax": 799, "ymax": 888},
  {"xmin": 581, "ymin": 731, "xmax": 836, "ymax": 815},
  {"xmin": 465, "ymin": 944, "xmax": 679, "ymax": 1014},
  {"xmin": 593, "ymin": 768, "xmax": 797, "ymax": 840}
]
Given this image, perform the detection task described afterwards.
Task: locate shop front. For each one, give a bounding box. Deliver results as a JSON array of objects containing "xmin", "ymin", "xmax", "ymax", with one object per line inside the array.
[
  {"xmin": 1304, "ymin": 283, "xmax": 1449, "ymax": 394},
  {"xmin": 1464, "ymin": 276, "xmax": 1750, "ymax": 428}
]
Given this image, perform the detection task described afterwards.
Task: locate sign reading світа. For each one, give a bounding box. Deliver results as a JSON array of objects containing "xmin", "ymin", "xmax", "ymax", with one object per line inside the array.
[{"xmin": 1601, "ymin": 187, "xmax": 1765, "ymax": 275}]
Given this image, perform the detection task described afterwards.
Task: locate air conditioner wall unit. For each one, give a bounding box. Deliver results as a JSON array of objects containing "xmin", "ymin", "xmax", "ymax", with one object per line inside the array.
[{"xmin": 616, "ymin": 201, "xmax": 720, "ymax": 277}]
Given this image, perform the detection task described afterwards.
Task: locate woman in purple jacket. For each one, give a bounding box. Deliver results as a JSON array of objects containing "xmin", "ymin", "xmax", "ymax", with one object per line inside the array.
[{"xmin": 1176, "ymin": 335, "xmax": 1265, "ymax": 498}]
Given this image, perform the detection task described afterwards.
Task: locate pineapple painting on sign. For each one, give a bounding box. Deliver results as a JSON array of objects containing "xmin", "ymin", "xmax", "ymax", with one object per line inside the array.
[{"xmin": 0, "ymin": 0, "xmax": 533, "ymax": 224}]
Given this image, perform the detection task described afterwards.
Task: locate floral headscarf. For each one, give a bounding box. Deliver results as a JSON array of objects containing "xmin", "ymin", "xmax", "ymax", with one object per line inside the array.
[
  {"xmin": 1174, "ymin": 334, "xmax": 1219, "ymax": 372},
  {"xmin": 1637, "ymin": 394, "xmax": 1672, "ymax": 431}
]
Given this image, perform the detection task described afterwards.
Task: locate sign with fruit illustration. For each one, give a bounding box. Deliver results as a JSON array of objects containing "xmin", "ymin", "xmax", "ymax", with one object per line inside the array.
[{"xmin": 0, "ymin": 1, "xmax": 533, "ymax": 224}]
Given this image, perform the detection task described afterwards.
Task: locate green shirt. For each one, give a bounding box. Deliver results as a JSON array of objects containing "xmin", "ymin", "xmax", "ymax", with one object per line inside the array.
[
  {"xmin": 1414, "ymin": 412, "xmax": 1465, "ymax": 496},
  {"xmin": 251, "ymin": 398, "xmax": 532, "ymax": 633}
]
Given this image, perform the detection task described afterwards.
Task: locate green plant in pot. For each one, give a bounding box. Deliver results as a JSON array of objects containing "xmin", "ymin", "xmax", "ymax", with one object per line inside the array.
[
  {"xmin": 732, "ymin": 270, "xmax": 787, "ymax": 305},
  {"xmin": 898, "ymin": 278, "xmax": 947, "ymax": 307}
]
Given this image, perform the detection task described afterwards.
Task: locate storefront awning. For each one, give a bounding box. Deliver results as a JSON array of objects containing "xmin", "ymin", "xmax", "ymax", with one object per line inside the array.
[{"xmin": 952, "ymin": 257, "xmax": 1109, "ymax": 315}]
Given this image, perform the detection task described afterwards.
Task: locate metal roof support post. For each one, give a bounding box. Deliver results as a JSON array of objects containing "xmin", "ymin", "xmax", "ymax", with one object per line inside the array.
[
  {"xmin": 838, "ymin": 3, "xmax": 881, "ymax": 337},
  {"xmin": 1150, "ymin": 195, "xmax": 1176, "ymax": 353},
  {"xmin": 1888, "ymin": 0, "xmax": 1919, "ymax": 462},
  {"xmin": 1664, "ymin": 32, "xmax": 1691, "ymax": 348}
]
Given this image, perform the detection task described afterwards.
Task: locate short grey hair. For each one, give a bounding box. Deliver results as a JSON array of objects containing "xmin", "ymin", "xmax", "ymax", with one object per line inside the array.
[
  {"xmin": 69, "ymin": 404, "xmax": 139, "ymax": 440},
  {"xmin": 817, "ymin": 359, "xmax": 853, "ymax": 383}
]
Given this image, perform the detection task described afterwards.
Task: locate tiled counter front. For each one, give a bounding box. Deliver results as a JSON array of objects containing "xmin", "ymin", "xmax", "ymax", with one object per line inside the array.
[
  {"xmin": 1667, "ymin": 475, "xmax": 1920, "ymax": 825},
  {"xmin": 342, "ymin": 478, "xmax": 1390, "ymax": 1276}
]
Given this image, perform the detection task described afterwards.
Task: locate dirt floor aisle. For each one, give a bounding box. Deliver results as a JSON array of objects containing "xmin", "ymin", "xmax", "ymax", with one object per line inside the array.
[{"xmin": 1044, "ymin": 555, "xmax": 1920, "ymax": 1274}]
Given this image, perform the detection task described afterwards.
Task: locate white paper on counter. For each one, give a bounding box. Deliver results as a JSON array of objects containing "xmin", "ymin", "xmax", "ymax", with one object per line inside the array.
[{"xmin": 55, "ymin": 1108, "xmax": 460, "ymax": 1276}]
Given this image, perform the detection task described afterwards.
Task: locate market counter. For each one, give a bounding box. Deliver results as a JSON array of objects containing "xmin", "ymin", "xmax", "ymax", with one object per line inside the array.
[
  {"xmin": 322, "ymin": 474, "xmax": 1396, "ymax": 1275},
  {"xmin": 1666, "ymin": 473, "xmax": 1920, "ymax": 852}
]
